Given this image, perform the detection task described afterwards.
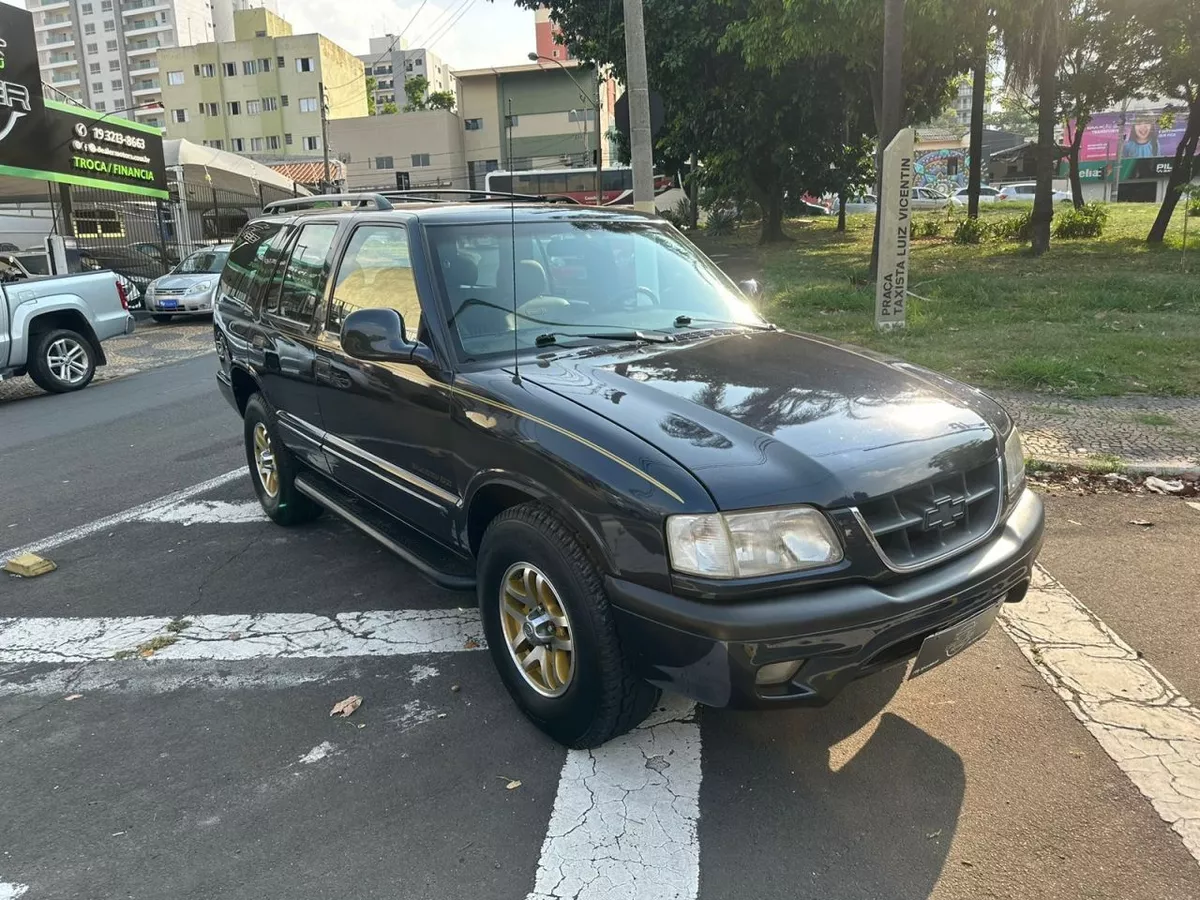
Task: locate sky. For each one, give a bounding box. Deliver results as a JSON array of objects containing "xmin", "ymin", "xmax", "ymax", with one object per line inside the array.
[{"xmin": 10, "ymin": 0, "xmax": 537, "ymax": 70}]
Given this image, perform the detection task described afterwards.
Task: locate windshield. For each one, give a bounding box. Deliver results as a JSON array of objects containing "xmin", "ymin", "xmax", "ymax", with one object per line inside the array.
[
  {"xmin": 173, "ymin": 248, "xmax": 229, "ymax": 275},
  {"xmin": 427, "ymin": 220, "xmax": 765, "ymax": 360}
]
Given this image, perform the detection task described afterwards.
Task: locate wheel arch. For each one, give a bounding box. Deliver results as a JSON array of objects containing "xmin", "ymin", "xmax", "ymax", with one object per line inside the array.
[
  {"xmin": 27, "ymin": 309, "xmax": 106, "ymax": 366},
  {"xmin": 228, "ymin": 363, "xmax": 261, "ymax": 416}
]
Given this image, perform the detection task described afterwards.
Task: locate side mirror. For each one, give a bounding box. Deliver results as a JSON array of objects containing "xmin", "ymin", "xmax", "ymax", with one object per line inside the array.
[
  {"xmin": 738, "ymin": 279, "xmax": 761, "ymax": 298},
  {"xmin": 340, "ymin": 308, "xmax": 435, "ymax": 366}
]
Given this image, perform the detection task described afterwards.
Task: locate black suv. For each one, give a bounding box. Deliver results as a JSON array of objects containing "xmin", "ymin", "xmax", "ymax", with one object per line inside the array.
[{"xmin": 214, "ymin": 191, "xmax": 1044, "ymax": 748}]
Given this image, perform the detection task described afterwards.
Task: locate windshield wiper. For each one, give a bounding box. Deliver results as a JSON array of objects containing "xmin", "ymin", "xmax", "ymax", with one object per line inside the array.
[
  {"xmin": 673, "ymin": 315, "xmax": 777, "ymax": 330},
  {"xmin": 534, "ymin": 330, "xmax": 677, "ymax": 348}
]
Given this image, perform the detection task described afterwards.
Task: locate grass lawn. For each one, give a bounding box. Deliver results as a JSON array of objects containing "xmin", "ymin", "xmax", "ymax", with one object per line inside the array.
[{"xmin": 701, "ymin": 203, "xmax": 1200, "ymax": 397}]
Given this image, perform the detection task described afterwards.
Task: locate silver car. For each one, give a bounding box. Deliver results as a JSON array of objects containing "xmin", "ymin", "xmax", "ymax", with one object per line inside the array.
[{"xmin": 144, "ymin": 245, "xmax": 231, "ymax": 322}]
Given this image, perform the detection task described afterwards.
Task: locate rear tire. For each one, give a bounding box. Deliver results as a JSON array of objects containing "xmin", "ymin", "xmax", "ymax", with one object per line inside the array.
[
  {"xmin": 243, "ymin": 393, "xmax": 322, "ymax": 526},
  {"xmin": 27, "ymin": 328, "xmax": 96, "ymax": 393},
  {"xmin": 478, "ymin": 503, "xmax": 660, "ymax": 748}
]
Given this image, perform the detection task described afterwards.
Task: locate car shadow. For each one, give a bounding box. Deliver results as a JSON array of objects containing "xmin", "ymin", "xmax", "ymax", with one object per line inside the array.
[{"xmin": 699, "ymin": 665, "xmax": 963, "ymax": 900}]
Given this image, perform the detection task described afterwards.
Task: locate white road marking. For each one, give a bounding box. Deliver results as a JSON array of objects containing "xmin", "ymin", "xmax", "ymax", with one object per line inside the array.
[
  {"xmin": 527, "ymin": 694, "xmax": 701, "ymax": 900},
  {"xmin": 134, "ymin": 500, "xmax": 265, "ymax": 525},
  {"xmin": 0, "ymin": 468, "xmax": 247, "ymax": 564},
  {"xmin": 999, "ymin": 564, "xmax": 1200, "ymax": 863},
  {"xmin": 0, "ymin": 883, "xmax": 28, "ymax": 900},
  {"xmin": 408, "ymin": 664, "xmax": 439, "ymax": 684},
  {"xmin": 0, "ymin": 609, "xmax": 484, "ymax": 663},
  {"xmin": 298, "ymin": 741, "xmax": 338, "ymax": 765}
]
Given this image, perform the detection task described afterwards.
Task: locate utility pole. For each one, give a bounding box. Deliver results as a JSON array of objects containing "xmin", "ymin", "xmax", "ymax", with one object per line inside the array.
[
  {"xmin": 507, "ymin": 98, "xmax": 515, "ymax": 169},
  {"xmin": 967, "ymin": 38, "xmax": 987, "ymax": 219},
  {"xmin": 594, "ymin": 65, "xmax": 603, "ymax": 205},
  {"xmin": 319, "ymin": 81, "xmax": 332, "ymax": 192},
  {"xmin": 871, "ymin": 0, "xmax": 906, "ymax": 277},
  {"xmin": 622, "ymin": 0, "xmax": 654, "ymax": 212}
]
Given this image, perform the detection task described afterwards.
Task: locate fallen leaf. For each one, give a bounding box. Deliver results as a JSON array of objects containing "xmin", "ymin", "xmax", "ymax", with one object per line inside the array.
[
  {"xmin": 926, "ymin": 829, "xmax": 942, "ymax": 839},
  {"xmin": 463, "ymin": 638, "xmax": 480, "ymax": 649},
  {"xmin": 506, "ymin": 780, "xmax": 522, "ymax": 790},
  {"xmin": 1129, "ymin": 519, "xmax": 1154, "ymax": 527},
  {"xmin": 64, "ymin": 694, "xmax": 83, "ymax": 701},
  {"xmin": 329, "ymin": 695, "xmax": 363, "ymax": 718}
]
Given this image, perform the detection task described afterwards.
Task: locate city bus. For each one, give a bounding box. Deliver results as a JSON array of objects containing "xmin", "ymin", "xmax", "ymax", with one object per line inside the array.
[{"xmin": 484, "ymin": 166, "xmax": 674, "ymax": 205}]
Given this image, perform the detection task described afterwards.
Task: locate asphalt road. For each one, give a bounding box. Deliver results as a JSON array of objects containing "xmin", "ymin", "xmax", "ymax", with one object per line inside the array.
[{"xmin": 2, "ymin": 356, "xmax": 1200, "ymax": 899}]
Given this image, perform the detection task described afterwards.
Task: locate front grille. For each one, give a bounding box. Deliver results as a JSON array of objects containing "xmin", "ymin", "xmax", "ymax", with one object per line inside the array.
[
  {"xmin": 154, "ymin": 287, "xmax": 188, "ymax": 296},
  {"xmin": 856, "ymin": 459, "xmax": 1002, "ymax": 570}
]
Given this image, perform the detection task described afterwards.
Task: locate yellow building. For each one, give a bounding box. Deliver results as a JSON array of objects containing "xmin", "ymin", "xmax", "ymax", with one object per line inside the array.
[{"xmin": 157, "ymin": 9, "xmax": 366, "ymax": 159}]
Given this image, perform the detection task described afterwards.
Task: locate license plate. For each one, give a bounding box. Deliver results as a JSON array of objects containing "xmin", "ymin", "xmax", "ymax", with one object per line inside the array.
[
  {"xmin": 158, "ymin": 299, "xmax": 178, "ymax": 309},
  {"xmin": 909, "ymin": 602, "xmax": 1001, "ymax": 678}
]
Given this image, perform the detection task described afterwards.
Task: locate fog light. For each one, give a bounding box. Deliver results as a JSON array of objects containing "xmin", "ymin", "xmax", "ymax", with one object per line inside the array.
[{"xmin": 755, "ymin": 660, "xmax": 803, "ymax": 686}]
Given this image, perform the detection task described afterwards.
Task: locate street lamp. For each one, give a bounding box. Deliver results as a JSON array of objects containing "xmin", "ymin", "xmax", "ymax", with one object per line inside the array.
[{"xmin": 528, "ymin": 52, "xmax": 603, "ymax": 205}]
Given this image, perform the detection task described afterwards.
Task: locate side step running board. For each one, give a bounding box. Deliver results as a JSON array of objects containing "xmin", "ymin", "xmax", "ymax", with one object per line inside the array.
[{"xmin": 295, "ymin": 471, "xmax": 476, "ymax": 592}]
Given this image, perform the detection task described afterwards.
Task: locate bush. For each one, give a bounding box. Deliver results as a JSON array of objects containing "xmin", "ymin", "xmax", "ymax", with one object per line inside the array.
[
  {"xmin": 1052, "ymin": 202, "xmax": 1108, "ymax": 239},
  {"xmin": 990, "ymin": 210, "xmax": 1034, "ymax": 242},
  {"xmin": 913, "ymin": 218, "xmax": 944, "ymax": 239},
  {"xmin": 1188, "ymin": 196, "xmax": 1200, "ymax": 217},
  {"xmin": 951, "ymin": 217, "xmax": 987, "ymax": 244},
  {"xmin": 660, "ymin": 197, "xmax": 694, "ymax": 230},
  {"xmin": 705, "ymin": 206, "xmax": 737, "ymax": 236}
]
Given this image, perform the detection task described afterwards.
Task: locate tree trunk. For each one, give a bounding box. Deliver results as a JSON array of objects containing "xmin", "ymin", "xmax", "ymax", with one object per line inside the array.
[
  {"xmin": 759, "ymin": 190, "xmax": 788, "ymax": 244},
  {"xmin": 967, "ymin": 41, "xmax": 987, "ymax": 219},
  {"xmin": 1068, "ymin": 126, "xmax": 1085, "ymax": 209},
  {"xmin": 1030, "ymin": 13, "xmax": 1058, "ymax": 256},
  {"xmin": 837, "ymin": 193, "xmax": 847, "ymax": 232},
  {"xmin": 1148, "ymin": 100, "xmax": 1200, "ymax": 245}
]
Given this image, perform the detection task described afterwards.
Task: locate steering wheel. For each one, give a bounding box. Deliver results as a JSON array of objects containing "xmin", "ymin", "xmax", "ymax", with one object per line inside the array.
[{"xmin": 615, "ymin": 285, "xmax": 661, "ymax": 309}]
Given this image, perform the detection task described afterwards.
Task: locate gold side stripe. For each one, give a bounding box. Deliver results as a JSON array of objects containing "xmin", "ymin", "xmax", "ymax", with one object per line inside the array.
[{"xmin": 453, "ymin": 386, "xmax": 685, "ymax": 505}]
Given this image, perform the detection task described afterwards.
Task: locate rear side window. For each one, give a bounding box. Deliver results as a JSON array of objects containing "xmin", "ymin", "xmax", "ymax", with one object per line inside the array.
[
  {"xmin": 221, "ymin": 220, "xmax": 286, "ymax": 310},
  {"xmin": 263, "ymin": 222, "xmax": 339, "ymax": 326},
  {"xmin": 328, "ymin": 224, "xmax": 420, "ymax": 337}
]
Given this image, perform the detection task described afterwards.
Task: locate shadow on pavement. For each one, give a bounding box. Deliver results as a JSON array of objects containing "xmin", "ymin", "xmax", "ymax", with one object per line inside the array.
[{"xmin": 700, "ymin": 665, "xmax": 963, "ymax": 900}]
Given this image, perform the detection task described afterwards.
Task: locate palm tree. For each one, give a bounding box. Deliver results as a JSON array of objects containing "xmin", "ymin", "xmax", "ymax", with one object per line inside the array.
[{"xmin": 997, "ymin": 0, "xmax": 1066, "ymax": 255}]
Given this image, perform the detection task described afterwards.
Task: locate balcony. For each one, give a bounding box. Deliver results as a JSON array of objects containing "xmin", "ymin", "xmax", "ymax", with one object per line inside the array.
[
  {"xmin": 36, "ymin": 0, "xmax": 70, "ymax": 9},
  {"xmin": 120, "ymin": 0, "xmax": 170, "ymax": 14},
  {"xmin": 131, "ymin": 80, "xmax": 161, "ymax": 96},
  {"xmin": 132, "ymin": 103, "xmax": 164, "ymax": 118},
  {"xmin": 128, "ymin": 60, "xmax": 159, "ymax": 75},
  {"xmin": 124, "ymin": 20, "xmax": 173, "ymax": 37},
  {"xmin": 34, "ymin": 16, "xmax": 74, "ymax": 32},
  {"xmin": 43, "ymin": 53, "xmax": 78, "ymax": 68},
  {"xmin": 125, "ymin": 41, "xmax": 161, "ymax": 56},
  {"xmin": 50, "ymin": 72, "xmax": 81, "ymax": 87},
  {"xmin": 40, "ymin": 33, "xmax": 76, "ymax": 48}
]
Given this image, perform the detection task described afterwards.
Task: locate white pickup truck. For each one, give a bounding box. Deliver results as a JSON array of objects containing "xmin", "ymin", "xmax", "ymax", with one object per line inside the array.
[{"xmin": 0, "ymin": 266, "xmax": 135, "ymax": 393}]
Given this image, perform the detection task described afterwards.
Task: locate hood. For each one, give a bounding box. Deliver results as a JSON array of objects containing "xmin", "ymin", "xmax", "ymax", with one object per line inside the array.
[
  {"xmin": 523, "ymin": 330, "xmax": 1009, "ymax": 510},
  {"xmin": 154, "ymin": 273, "xmax": 218, "ymax": 291}
]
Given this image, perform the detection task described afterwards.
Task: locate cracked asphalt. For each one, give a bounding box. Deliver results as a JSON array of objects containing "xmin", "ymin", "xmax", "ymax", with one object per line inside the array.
[{"xmin": 3, "ymin": 356, "xmax": 1200, "ymax": 899}]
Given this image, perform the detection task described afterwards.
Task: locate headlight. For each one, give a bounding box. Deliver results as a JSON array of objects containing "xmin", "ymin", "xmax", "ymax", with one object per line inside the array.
[
  {"xmin": 666, "ymin": 507, "xmax": 843, "ymax": 579},
  {"xmin": 187, "ymin": 280, "xmax": 215, "ymax": 294},
  {"xmin": 1003, "ymin": 428, "xmax": 1026, "ymax": 500}
]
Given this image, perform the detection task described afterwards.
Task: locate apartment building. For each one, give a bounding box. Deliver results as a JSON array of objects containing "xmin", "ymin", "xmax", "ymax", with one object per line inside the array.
[
  {"xmin": 357, "ymin": 35, "xmax": 455, "ymax": 112},
  {"xmin": 330, "ymin": 111, "xmax": 467, "ymax": 190},
  {"xmin": 534, "ymin": 6, "xmax": 570, "ymax": 61},
  {"xmin": 455, "ymin": 60, "xmax": 612, "ymax": 188},
  {"xmin": 157, "ymin": 8, "xmax": 366, "ymax": 158},
  {"xmin": 32, "ymin": 0, "xmax": 216, "ymax": 130},
  {"xmin": 212, "ymin": 0, "xmax": 278, "ymax": 42}
]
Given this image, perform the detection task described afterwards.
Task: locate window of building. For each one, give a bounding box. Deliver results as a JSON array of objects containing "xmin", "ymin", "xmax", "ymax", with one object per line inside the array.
[
  {"xmin": 277, "ymin": 55, "xmax": 285, "ymax": 68},
  {"xmin": 108, "ymin": 59, "xmax": 120, "ymax": 71},
  {"xmin": 223, "ymin": 62, "xmax": 237, "ymax": 77},
  {"xmin": 172, "ymin": 108, "xmax": 188, "ymax": 123},
  {"xmin": 567, "ymin": 108, "xmax": 589, "ymax": 123},
  {"xmin": 295, "ymin": 57, "xmax": 314, "ymax": 73},
  {"xmin": 89, "ymin": 63, "xmax": 101, "ymax": 74},
  {"xmin": 86, "ymin": 43, "xmax": 98, "ymax": 54},
  {"xmin": 329, "ymin": 225, "xmax": 419, "ymax": 335},
  {"xmin": 105, "ymin": 39, "xmax": 117, "ymax": 51},
  {"xmin": 411, "ymin": 153, "xmax": 430, "ymax": 167},
  {"xmin": 298, "ymin": 97, "xmax": 318, "ymax": 113},
  {"xmin": 266, "ymin": 222, "xmax": 338, "ymax": 324},
  {"xmin": 167, "ymin": 70, "xmax": 184, "ymax": 85},
  {"xmin": 262, "ymin": 96, "xmax": 277, "ymax": 111},
  {"xmin": 374, "ymin": 155, "xmax": 394, "ymax": 169},
  {"xmin": 84, "ymin": 23, "xmax": 95, "ymax": 35},
  {"xmin": 947, "ymin": 158, "xmax": 959, "ymax": 177},
  {"xmin": 266, "ymin": 135, "xmax": 280, "ymax": 150},
  {"xmin": 243, "ymin": 60, "xmax": 258, "ymax": 75},
  {"xmin": 303, "ymin": 135, "xmax": 320, "ymax": 150},
  {"xmin": 111, "ymin": 79, "xmax": 122, "ymax": 90},
  {"xmin": 405, "ymin": 63, "xmax": 412, "ymax": 72},
  {"xmin": 95, "ymin": 101, "xmax": 106, "ymax": 111},
  {"xmin": 91, "ymin": 82, "xmax": 103, "ymax": 93},
  {"xmin": 199, "ymin": 63, "xmax": 215, "ymax": 78},
  {"xmin": 552, "ymin": 49, "xmax": 560, "ymax": 59},
  {"xmin": 247, "ymin": 99, "xmax": 261, "ymax": 115},
  {"xmin": 205, "ymin": 101, "xmax": 219, "ymax": 116},
  {"xmin": 100, "ymin": 0, "xmax": 112, "ymax": 9},
  {"xmin": 505, "ymin": 114, "xmax": 519, "ymax": 127},
  {"xmin": 114, "ymin": 99, "xmax": 125, "ymax": 110},
  {"xmin": 206, "ymin": 139, "xmax": 224, "ymax": 150},
  {"xmin": 227, "ymin": 101, "xmax": 241, "ymax": 115},
  {"xmin": 285, "ymin": 132, "xmax": 293, "ymax": 145},
  {"xmin": 464, "ymin": 118, "xmax": 482, "ymax": 131},
  {"xmin": 254, "ymin": 30, "xmax": 266, "ymax": 37},
  {"xmin": 250, "ymin": 137, "xmax": 264, "ymax": 152},
  {"xmin": 413, "ymin": 57, "xmax": 423, "ymax": 66},
  {"xmin": 281, "ymin": 94, "xmax": 289, "ymax": 107},
  {"xmin": 103, "ymin": 19, "xmax": 114, "ymax": 32},
  {"xmin": 259, "ymin": 58, "xmax": 271, "ymax": 72},
  {"xmin": 374, "ymin": 65, "xmax": 390, "ymax": 75},
  {"xmin": 509, "ymin": 156, "xmax": 532, "ymax": 172},
  {"xmin": 81, "ymin": 2, "xmax": 92, "ymax": 13},
  {"xmin": 231, "ymin": 137, "xmax": 245, "ymax": 152}
]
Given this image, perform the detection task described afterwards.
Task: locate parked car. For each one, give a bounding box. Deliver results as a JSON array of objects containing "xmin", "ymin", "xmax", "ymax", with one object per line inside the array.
[
  {"xmin": 6, "ymin": 250, "xmax": 143, "ymax": 307},
  {"xmin": 910, "ymin": 187, "xmax": 952, "ymax": 210},
  {"xmin": 144, "ymin": 244, "xmax": 231, "ymax": 323},
  {"xmin": 950, "ymin": 186, "xmax": 1003, "ymax": 206},
  {"xmin": 842, "ymin": 193, "xmax": 878, "ymax": 214},
  {"xmin": 996, "ymin": 182, "xmax": 1072, "ymax": 203},
  {"xmin": 0, "ymin": 266, "xmax": 134, "ymax": 393},
  {"xmin": 214, "ymin": 192, "xmax": 1044, "ymax": 748}
]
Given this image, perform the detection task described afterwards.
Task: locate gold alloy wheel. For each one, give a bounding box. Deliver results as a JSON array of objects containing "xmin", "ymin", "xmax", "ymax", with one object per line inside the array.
[
  {"xmin": 500, "ymin": 562, "xmax": 575, "ymax": 698},
  {"xmin": 253, "ymin": 422, "xmax": 279, "ymax": 498}
]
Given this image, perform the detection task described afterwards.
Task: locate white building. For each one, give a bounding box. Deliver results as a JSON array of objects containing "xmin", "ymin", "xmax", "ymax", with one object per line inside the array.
[
  {"xmin": 357, "ymin": 34, "xmax": 455, "ymax": 112},
  {"xmin": 33, "ymin": 0, "xmax": 217, "ymax": 131}
]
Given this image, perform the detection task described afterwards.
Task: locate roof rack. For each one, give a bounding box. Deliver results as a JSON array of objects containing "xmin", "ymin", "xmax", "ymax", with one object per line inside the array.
[
  {"xmin": 377, "ymin": 188, "xmax": 548, "ymax": 203},
  {"xmin": 262, "ymin": 193, "xmax": 395, "ymax": 214}
]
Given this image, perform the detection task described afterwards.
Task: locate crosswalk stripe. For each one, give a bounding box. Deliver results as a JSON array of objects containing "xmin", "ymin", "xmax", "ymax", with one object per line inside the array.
[{"xmin": 0, "ymin": 609, "xmax": 484, "ymax": 663}]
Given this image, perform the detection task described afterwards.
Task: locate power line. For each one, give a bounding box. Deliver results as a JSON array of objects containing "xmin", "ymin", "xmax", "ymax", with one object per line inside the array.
[
  {"xmin": 410, "ymin": 0, "xmax": 472, "ymax": 48},
  {"xmin": 422, "ymin": 0, "xmax": 478, "ymax": 53},
  {"xmin": 324, "ymin": 0, "xmax": 430, "ymax": 93}
]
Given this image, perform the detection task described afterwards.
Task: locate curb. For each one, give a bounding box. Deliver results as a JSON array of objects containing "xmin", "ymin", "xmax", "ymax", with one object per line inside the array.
[{"xmin": 1027, "ymin": 457, "xmax": 1200, "ymax": 478}]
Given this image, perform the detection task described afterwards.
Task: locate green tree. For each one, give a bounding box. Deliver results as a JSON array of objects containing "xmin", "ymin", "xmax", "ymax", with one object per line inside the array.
[
  {"xmin": 984, "ymin": 91, "xmax": 1037, "ymax": 134},
  {"xmin": 381, "ymin": 101, "xmax": 399, "ymax": 115},
  {"xmin": 365, "ymin": 75, "xmax": 377, "ymax": 116},
  {"xmin": 403, "ymin": 74, "xmax": 429, "ymax": 112},
  {"xmin": 427, "ymin": 89, "xmax": 456, "ymax": 111}
]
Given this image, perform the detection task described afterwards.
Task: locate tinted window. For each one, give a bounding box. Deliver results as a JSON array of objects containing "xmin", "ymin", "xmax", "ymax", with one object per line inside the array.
[
  {"xmin": 175, "ymin": 248, "xmax": 229, "ymax": 275},
  {"xmin": 221, "ymin": 221, "xmax": 286, "ymax": 309},
  {"xmin": 489, "ymin": 174, "xmax": 513, "ymax": 192},
  {"xmin": 264, "ymin": 222, "xmax": 338, "ymax": 325},
  {"xmin": 328, "ymin": 225, "xmax": 421, "ymax": 338},
  {"xmin": 566, "ymin": 171, "xmax": 594, "ymax": 194}
]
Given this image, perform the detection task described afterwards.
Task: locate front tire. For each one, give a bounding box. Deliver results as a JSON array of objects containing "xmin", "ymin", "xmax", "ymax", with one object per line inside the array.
[
  {"xmin": 243, "ymin": 393, "xmax": 321, "ymax": 526},
  {"xmin": 27, "ymin": 328, "xmax": 96, "ymax": 393},
  {"xmin": 478, "ymin": 503, "xmax": 660, "ymax": 748}
]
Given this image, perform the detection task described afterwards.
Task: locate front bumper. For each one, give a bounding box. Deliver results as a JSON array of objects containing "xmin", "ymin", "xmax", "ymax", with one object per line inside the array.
[
  {"xmin": 607, "ymin": 488, "xmax": 1045, "ymax": 709},
  {"xmin": 145, "ymin": 293, "xmax": 214, "ymax": 314}
]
